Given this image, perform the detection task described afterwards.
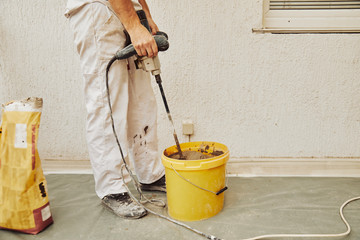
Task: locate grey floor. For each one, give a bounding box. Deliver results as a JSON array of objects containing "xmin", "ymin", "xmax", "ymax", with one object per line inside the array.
[{"xmin": 1, "ymin": 175, "xmax": 360, "ymax": 240}]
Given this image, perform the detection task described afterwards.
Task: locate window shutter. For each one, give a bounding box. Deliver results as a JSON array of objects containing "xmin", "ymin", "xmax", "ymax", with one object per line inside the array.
[{"xmin": 261, "ymin": 0, "xmax": 360, "ymax": 32}]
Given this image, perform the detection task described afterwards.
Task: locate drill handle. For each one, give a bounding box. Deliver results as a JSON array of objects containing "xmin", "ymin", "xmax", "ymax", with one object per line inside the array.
[{"xmin": 114, "ymin": 33, "xmax": 169, "ymax": 60}]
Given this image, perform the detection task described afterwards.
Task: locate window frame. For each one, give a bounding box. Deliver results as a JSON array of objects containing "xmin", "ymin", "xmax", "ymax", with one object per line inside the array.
[{"xmin": 254, "ymin": 0, "xmax": 360, "ymax": 33}]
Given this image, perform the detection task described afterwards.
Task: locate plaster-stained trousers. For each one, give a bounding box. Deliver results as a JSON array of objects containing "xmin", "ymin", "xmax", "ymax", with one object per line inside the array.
[{"xmin": 65, "ymin": 0, "xmax": 164, "ymax": 199}]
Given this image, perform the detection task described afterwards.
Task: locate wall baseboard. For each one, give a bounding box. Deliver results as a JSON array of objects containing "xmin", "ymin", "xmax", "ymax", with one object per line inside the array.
[
  {"xmin": 42, "ymin": 159, "xmax": 93, "ymax": 174},
  {"xmin": 227, "ymin": 157, "xmax": 360, "ymax": 177},
  {"xmin": 42, "ymin": 157, "xmax": 360, "ymax": 177}
]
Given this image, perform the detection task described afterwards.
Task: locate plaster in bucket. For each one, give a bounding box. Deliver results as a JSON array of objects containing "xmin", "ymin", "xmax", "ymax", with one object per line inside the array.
[{"xmin": 161, "ymin": 141, "xmax": 229, "ymax": 221}]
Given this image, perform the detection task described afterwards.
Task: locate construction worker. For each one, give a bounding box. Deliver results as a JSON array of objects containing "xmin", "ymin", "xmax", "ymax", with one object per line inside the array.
[{"xmin": 65, "ymin": 0, "xmax": 165, "ymax": 219}]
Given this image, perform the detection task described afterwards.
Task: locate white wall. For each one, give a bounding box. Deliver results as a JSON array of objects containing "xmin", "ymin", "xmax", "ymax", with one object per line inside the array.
[{"xmin": 1, "ymin": 0, "xmax": 360, "ymax": 175}]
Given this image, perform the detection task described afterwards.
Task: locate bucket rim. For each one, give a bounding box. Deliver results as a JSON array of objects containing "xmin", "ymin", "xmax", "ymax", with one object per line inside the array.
[{"xmin": 161, "ymin": 141, "xmax": 229, "ymax": 170}]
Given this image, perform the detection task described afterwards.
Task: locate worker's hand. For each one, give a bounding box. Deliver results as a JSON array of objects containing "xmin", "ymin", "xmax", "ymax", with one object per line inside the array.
[
  {"xmin": 129, "ymin": 25, "xmax": 158, "ymax": 58},
  {"xmin": 147, "ymin": 17, "xmax": 159, "ymax": 35}
]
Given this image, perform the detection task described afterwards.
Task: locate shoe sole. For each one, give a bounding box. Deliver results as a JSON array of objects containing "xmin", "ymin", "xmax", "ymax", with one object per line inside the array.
[{"xmin": 101, "ymin": 201, "xmax": 147, "ymax": 219}]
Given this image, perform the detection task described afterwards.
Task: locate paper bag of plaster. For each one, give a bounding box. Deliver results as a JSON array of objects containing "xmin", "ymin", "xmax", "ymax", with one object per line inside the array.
[{"xmin": 0, "ymin": 97, "xmax": 53, "ymax": 234}]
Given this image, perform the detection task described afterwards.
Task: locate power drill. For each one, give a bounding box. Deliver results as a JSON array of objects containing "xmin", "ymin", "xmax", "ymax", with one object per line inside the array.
[{"xmin": 106, "ymin": 10, "xmax": 185, "ymax": 159}]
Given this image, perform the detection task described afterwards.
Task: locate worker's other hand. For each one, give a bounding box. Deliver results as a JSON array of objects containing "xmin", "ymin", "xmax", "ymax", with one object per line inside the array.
[
  {"xmin": 129, "ymin": 25, "xmax": 158, "ymax": 58},
  {"xmin": 147, "ymin": 17, "xmax": 159, "ymax": 35}
]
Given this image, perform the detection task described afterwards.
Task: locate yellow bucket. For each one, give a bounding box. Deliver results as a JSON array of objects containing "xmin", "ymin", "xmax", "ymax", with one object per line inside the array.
[{"xmin": 161, "ymin": 141, "xmax": 229, "ymax": 221}]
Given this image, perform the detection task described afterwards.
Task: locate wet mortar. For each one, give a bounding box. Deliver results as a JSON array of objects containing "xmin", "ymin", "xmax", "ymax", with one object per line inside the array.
[{"xmin": 168, "ymin": 150, "xmax": 224, "ymax": 160}]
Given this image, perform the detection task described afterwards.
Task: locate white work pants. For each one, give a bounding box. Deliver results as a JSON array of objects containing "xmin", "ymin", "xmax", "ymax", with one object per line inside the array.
[{"xmin": 68, "ymin": 1, "xmax": 164, "ymax": 199}]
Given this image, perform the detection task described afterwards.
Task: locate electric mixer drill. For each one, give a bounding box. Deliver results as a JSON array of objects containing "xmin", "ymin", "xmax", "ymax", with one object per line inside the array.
[{"xmin": 106, "ymin": 10, "xmax": 185, "ymax": 159}]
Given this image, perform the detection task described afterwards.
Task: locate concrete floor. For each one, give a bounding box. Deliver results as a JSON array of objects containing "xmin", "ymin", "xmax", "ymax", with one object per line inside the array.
[{"xmin": 1, "ymin": 175, "xmax": 360, "ymax": 240}]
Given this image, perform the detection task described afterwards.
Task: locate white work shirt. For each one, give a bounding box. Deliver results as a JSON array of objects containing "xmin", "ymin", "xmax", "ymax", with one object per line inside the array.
[{"xmin": 64, "ymin": 0, "xmax": 142, "ymax": 18}]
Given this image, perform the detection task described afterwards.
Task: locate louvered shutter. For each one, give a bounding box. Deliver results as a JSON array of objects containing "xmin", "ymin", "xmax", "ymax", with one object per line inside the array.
[{"xmin": 261, "ymin": 0, "xmax": 360, "ymax": 32}]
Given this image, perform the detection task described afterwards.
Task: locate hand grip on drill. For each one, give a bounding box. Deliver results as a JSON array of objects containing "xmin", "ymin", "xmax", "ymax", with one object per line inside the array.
[{"xmin": 114, "ymin": 33, "xmax": 169, "ymax": 60}]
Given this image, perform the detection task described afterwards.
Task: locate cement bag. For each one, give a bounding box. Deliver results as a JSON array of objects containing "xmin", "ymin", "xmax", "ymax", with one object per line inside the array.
[{"xmin": 0, "ymin": 97, "xmax": 53, "ymax": 234}]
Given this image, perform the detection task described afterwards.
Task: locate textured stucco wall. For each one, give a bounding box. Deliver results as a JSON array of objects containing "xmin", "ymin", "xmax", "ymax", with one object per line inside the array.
[{"xmin": 1, "ymin": 0, "xmax": 360, "ymax": 163}]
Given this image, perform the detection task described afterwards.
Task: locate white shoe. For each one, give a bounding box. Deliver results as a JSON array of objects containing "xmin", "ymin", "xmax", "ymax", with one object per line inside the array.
[{"xmin": 102, "ymin": 193, "xmax": 147, "ymax": 219}]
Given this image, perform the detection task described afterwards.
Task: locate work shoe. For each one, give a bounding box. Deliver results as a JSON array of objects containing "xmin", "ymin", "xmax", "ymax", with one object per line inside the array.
[
  {"xmin": 102, "ymin": 193, "xmax": 147, "ymax": 219},
  {"xmin": 140, "ymin": 175, "xmax": 166, "ymax": 193}
]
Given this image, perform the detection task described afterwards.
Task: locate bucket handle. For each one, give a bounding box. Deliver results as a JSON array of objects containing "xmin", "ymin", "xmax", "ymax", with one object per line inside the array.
[{"xmin": 170, "ymin": 164, "xmax": 228, "ymax": 196}]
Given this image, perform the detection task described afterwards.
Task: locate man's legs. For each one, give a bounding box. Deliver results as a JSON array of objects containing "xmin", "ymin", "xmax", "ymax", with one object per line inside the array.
[
  {"xmin": 69, "ymin": 2, "xmax": 132, "ymax": 199},
  {"xmin": 68, "ymin": 1, "xmax": 164, "ymax": 218}
]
